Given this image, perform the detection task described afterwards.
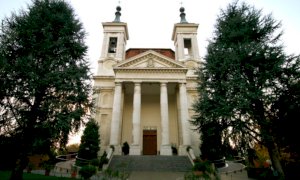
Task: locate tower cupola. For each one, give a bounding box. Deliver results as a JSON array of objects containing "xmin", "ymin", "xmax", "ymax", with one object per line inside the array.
[
  {"xmin": 172, "ymin": 6, "xmax": 200, "ymax": 61},
  {"xmin": 97, "ymin": 4, "xmax": 129, "ymax": 75}
]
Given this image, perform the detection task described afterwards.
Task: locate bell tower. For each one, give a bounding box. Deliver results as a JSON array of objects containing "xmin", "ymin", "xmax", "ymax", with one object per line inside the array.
[
  {"xmin": 172, "ymin": 7, "xmax": 200, "ymax": 62},
  {"xmin": 97, "ymin": 5, "xmax": 129, "ymax": 75}
]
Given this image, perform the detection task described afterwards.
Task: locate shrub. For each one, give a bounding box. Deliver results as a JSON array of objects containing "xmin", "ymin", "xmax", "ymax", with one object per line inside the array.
[
  {"xmin": 90, "ymin": 158, "xmax": 100, "ymax": 167},
  {"xmin": 79, "ymin": 165, "xmax": 97, "ymax": 180},
  {"xmin": 192, "ymin": 160, "xmax": 216, "ymax": 178}
]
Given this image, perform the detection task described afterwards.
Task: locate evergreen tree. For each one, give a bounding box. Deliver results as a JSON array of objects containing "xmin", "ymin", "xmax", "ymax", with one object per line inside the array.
[
  {"xmin": 192, "ymin": 1, "xmax": 300, "ymax": 179},
  {"xmin": 0, "ymin": 0, "xmax": 92, "ymax": 179},
  {"xmin": 77, "ymin": 119, "xmax": 100, "ymax": 163}
]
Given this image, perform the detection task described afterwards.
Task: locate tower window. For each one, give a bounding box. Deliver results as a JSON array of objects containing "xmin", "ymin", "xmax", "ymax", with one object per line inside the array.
[
  {"xmin": 183, "ymin": 38, "xmax": 192, "ymax": 58},
  {"xmin": 108, "ymin": 37, "xmax": 117, "ymax": 53}
]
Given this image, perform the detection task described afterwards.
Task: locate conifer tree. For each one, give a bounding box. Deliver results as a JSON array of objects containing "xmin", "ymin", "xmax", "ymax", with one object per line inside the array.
[
  {"xmin": 193, "ymin": 2, "xmax": 300, "ymax": 179},
  {"xmin": 77, "ymin": 119, "xmax": 100, "ymax": 164},
  {"xmin": 0, "ymin": 0, "xmax": 92, "ymax": 179}
]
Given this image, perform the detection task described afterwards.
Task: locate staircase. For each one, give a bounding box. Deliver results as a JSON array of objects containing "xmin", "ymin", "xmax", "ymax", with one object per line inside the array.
[{"xmin": 108, "ymin": 155, "xmax": 193, "ymax": 172}]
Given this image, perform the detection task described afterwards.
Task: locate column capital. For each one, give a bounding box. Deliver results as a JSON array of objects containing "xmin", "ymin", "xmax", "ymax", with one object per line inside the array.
[{"xmin": 160, "ymin": 82, "xmax": 167, "ymax": 87}]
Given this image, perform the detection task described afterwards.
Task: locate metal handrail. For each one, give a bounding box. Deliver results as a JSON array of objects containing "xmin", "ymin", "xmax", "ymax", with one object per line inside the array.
[{"xmin": 56, "ymin": 153, "xmax": 78, "ymax": 161}]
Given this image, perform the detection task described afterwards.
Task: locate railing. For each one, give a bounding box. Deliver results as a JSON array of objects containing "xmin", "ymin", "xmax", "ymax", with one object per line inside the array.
[
  {"xmin": 186, "ymin": 148, "xmax": 196, "ymax": 165},
  {"xmin": 103, "ymin": 146, "xmax": 114, "ymax": 170},
  {"xmin": 233, "ymin": 156, "xmax": 245, "ymax": 164},
  {"xmin": 75, "ymin": 156, "xmax": 91, "ymax": 166},
  {"xmin": 213, "ymin": 157, "xmax": 226, "ymax": 168},
  {"xmin": 56, "ymin": 153, "xmax": 78, "ymax": 161},
  {"xmin": 54, "ymin": 153, "xmax": 79, "ymax": 178}
]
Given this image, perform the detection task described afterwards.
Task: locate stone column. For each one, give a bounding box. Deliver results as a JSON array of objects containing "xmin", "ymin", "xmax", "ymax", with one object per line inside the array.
[
  {"xmin": 179, "ymin": 82, "xmax": 191, "ymax": 154},
  {"xmin": 160, "ymin": 82, "xmax": 172, "ymax": 155},
  {"xmin": 109, "ymin": 82, "xmax": 122, "ymax": 154},
  {"xmin": 130, "ymin": 82, "xmax": 141, "ymax": 155}
]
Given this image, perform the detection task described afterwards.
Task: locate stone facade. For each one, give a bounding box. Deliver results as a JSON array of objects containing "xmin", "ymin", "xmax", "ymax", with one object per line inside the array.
[{"xmin": 93, "ymin": 20, "xmax": 201, "ymax": 156}]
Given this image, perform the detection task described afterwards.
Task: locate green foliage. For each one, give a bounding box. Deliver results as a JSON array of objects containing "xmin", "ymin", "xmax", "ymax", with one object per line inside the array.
[
  {"xmin": 99, "ymin": 151, "xmax": 109, "ymax": 170},
  {"xmin": 41, "ymin": 161, "xmax": 54, "ymax": 171},
  {"xmin": 0, "ymin": 0, "xmax": 92, "ymax": 178},
  {"xmin": 192, "ymin": 1, "xmax": 299, "ymax": 178},
  {"xmin": 90, "ymin": 158, "xmax": 100, "ymax": 167},
  {"xmin": 78, "ymin": 165, "xmax": 97, "ymax": 180},
  {"xmin": 199, "ymin": 122, "xmax": 224, "ymax": 160},
  {"xmin": 77, "ymin": 119, "xmax": 100, "ymax": 162},
  {"xmin": 192, "ymin": 161, "xmax": 212, "ymax": 172}
]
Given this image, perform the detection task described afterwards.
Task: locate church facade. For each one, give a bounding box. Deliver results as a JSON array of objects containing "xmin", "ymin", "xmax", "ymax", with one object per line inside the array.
[{"xmin": 93, "ymin": 6, "xmax": 201, "ymax": 156}]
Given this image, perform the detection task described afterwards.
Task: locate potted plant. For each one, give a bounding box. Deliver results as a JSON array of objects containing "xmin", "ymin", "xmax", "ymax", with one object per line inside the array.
[
  {"xmin": 171, "ymin": 144, "xmax": 178, "ymax": 155},
  {"xmin": 122, "ymin": 142, "xmax": 129, "ymax": 155}
]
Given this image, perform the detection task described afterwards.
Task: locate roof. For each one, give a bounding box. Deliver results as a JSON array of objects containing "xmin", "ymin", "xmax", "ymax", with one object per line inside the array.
[{"xmin": 125, "ymin": 48, "xmax": 175, "ymax": 60}]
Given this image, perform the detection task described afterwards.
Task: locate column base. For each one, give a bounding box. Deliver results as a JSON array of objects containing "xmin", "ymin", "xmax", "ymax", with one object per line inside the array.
[
  {"xmin": 129, "ymin": 145, "xmax": 141, "ymax": 155},
  {"xmin": 160, "ymin": 145, "xmax": 172, "ymax": 155},
  {"xmin": 178, "ymin": 145, "xmax": 189, "ymax": 156}
]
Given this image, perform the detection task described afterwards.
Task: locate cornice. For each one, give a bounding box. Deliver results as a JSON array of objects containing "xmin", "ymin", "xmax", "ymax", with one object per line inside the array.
[
  {"xmin": 93, "ymin": 86, "xmax": 114, "ymax": 93},
  {"xmin": 113, "ymin": 68, "xmax": 188, "ymax": 73},
  {"xmin": 93, "ymin": 76, "xmax": 115, "ymax": 80}
]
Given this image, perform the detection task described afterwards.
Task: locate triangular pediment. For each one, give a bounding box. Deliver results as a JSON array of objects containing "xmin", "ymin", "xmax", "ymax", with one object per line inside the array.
[{"xmin": 114, "ymin": 50, "xmax": 186, "ymax": 69}]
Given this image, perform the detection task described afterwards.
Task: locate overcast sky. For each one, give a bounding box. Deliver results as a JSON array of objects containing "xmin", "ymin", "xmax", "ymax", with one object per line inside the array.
[
  {"xmin": 1, "ymin": 0, "xmax": 299, "ymax": 144},
  {"xmin": 1, "ymin": 0, "xmax": 300, "ymax": 75}
]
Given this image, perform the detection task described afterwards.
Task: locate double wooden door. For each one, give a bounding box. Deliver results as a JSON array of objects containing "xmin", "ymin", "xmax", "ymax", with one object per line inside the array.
[{"xmin": 143, "ymin": 130, "xmax": 157, "ymax": 155}]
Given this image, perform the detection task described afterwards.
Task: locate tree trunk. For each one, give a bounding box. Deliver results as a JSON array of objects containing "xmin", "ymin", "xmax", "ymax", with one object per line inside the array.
[
  {"xmin": 10, "ymin": 155, "xmax": 28, "ymax": 180},
  {"xmin": 254, "ymin": 99, "xmax": 285, "ymax": 179},
  {"xmin": 266, "ymin": 140, "xmax": 285, "ymax": 180}
]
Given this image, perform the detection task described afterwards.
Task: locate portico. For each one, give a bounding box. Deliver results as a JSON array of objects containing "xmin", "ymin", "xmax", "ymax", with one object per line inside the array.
[{"xmin": 107, "ymin": 51, "xmax": 192, "ymax": 155}]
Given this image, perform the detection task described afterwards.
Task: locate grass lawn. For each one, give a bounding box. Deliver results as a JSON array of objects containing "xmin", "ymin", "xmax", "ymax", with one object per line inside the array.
[{"xmin": 0, "ymin": 171, "xmax": 73, "ymax": 180}]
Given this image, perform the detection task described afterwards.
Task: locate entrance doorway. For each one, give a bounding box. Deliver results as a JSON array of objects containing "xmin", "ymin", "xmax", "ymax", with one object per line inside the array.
[{"xmin": 143, "ymin": 130, "xmax": 157, "ymax": 155}]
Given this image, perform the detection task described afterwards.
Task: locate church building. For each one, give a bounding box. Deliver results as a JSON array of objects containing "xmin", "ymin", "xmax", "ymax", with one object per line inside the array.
[{"xmin": 93, "ymin": 5, "xmax": 201, "ymax": 156}]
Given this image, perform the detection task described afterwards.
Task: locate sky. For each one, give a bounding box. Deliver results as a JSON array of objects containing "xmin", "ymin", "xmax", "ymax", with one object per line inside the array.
[{"xmin": 1, "ymin": 0, "xmax": 300, "ymax": 145}]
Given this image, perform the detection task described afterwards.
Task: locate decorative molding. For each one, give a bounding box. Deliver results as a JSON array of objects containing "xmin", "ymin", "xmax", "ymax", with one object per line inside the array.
[
  {"xmin": 93, "ymin": 86, "xmax": 114, "ymax": 92},
  {"xmin": 93, "ymin": 76, "xmax": 115, "ymax": 79},
  {"xmin": 115, "ymin": 50, "xmax": 186, "ymax": 68},
  {"xmin": 114, "ymin": 68, "xmax": 188, "ymax": 73},
  {"xmin": 147, "ymin": 58, "xmax": 155, "ymax": 67}
]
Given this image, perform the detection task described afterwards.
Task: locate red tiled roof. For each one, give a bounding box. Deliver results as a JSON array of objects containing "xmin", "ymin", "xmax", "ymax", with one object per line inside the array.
[{"xmin": 125, "ymin": 48, "xmax": 175, "ymax": 60}]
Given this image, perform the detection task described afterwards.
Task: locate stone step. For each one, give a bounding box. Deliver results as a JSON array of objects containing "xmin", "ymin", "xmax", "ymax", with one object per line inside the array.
[{"xmin": 108, "ymin": 155, "xmax": 193, "ymax": 172}]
